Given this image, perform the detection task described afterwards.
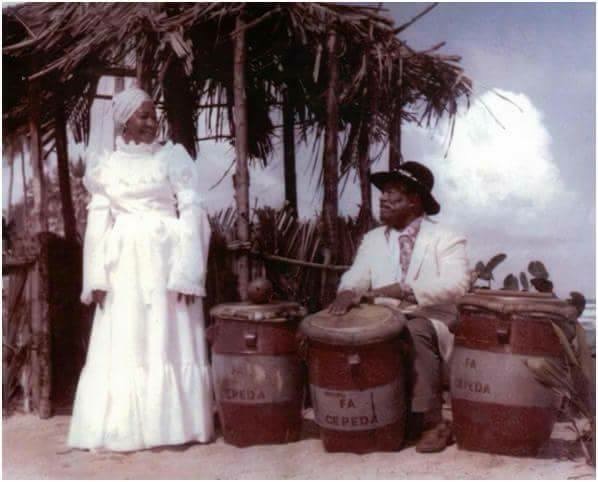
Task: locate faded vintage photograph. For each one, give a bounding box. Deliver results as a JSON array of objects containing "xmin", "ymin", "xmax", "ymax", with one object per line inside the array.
[{"xmin": 2, "ymin": 2, "xmax": 595, "ymax": 479}]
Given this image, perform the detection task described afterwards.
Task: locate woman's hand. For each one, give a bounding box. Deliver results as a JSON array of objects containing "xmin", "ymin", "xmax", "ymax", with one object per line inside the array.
[
  {"xmin": 92, "ymin": 290, "xmax": 107, "ymax": 309},
  {"xmin": 177, "ymin": 293, "xmax": 198, "ymax": 305}
]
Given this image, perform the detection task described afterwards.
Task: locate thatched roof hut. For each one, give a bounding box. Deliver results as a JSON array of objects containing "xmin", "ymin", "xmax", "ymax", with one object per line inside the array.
[
  {"xmin": 4, "ymin": 0, "xmax": 473, "ymax": 314},
  {"xmin": 3, "ymin": 2, "xmax": 471, "ymax": 159},
  {"xmin": 3, "ymin": 2, "xmax": 473, "ymax": 418}
]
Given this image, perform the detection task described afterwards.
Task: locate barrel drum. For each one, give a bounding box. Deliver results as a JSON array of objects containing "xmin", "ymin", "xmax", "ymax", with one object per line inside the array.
[
  {"xmin": 451, "ymin": 290, "xmax": 576, "ymax": 456},
  {"xmin": 209, "ymin": 301, "xmax": 307, "ymax": 447},
  {"xmin": 300, "ymin": 304, "xmax": 407, "ymax": 453}
]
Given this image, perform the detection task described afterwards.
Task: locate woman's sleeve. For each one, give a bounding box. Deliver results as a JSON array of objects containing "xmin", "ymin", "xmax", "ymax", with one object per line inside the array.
[
  {"xmin": 167, "ymin": 144, "xmax": 211, "ymax": 297},
  {"xmin": 80, "ymin": 154, "xmax": 112, "ymax": 304}
]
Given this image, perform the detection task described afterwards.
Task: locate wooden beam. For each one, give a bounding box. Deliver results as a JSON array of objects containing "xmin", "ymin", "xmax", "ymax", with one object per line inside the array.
[
  {"xmin": 28, "ymin": 75, "xmax": 51, "ymax": 419},
  {"xmin": 388, "ymin": 63, "xmax": 403, "ymax": 170},
  {"xmin": 83, "ymin": 66, "xmax": 137, "ymax": 78},
  {"xmin": 321, "ymin": 29, "xmax": 340, "ymax": 306},
  {"xmin": 232, "ymin": 14, "xmax": 250, "ymax": 301},
  {"xmin": 54, "ymin": 92, "xmax": 77, "ymax": 242},
  {"xmin": 162, "ymin": 56, "xmax": 197, "ymax": 158},
  {"xmin": 357, "ymin": 118, "xmax": 373, "ymax": 230},
  {"xmin": 282, "ymin": 88, "xmax": 298, "ymax": 214},
  {"xmin": 388, "ymin": 112, "xmax": 402, "ymax": 170},
  {"xmin": 113, "ymin": 77, "xmax": 125, "ymax": 148},
  {"xmin": 358, "ymin": 66, "xmax": 376, "ymax": 232},
  {"xmin": 28, "ymin": 80, "xmax": 47, "ymax": 234},
  {"xmin": 136, "ymin": 45, "xmax": 153, "ymax": 93}
]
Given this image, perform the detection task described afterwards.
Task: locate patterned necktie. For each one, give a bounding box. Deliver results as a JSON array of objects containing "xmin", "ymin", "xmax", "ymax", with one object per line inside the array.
[{"xmin": 399, "ymin": 234, "xmax": 415, "ymax": 282}]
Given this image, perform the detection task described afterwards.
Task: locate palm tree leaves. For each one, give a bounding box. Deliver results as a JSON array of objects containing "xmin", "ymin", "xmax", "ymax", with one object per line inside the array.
[
  {"xmin": 3, "ymin": 3, "xmax": 472, "ymax": 173},
  {"xmin": 524, "ymin": 322, "xmax": 595, "ymax": 466}
]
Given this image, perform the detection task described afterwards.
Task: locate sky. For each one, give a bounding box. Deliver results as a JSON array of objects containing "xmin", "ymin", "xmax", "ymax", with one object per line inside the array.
[{"xmin": 3, "ymin": 2, "xmax": 596, "ymax": 298}]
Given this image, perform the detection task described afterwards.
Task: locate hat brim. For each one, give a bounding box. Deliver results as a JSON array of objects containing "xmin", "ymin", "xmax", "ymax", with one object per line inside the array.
[{"xmin": 370, "ymin": 171, "xmax": 440, "ymax": 215}]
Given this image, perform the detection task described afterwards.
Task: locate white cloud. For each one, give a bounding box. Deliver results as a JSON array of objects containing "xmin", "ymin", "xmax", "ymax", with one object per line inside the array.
[
  {"xmin": 398, "ymin": 90, "xmax": 578, "ymax": 234},
  {"xmin": 398, "ymin": 89, "xmax": 591, "ymax": 295}
]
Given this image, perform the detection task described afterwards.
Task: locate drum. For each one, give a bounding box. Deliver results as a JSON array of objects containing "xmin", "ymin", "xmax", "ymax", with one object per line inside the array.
[
  {"xmin": 299, "ymin": 304, "xmax": 407, "ymax": 453},
  {"xmin": 451, "ymin": 289, "xmax": 576, "ymax": 456},
  {"xmin": 209, "ymin": 300, "xmax": 307, "ymax": 447}
]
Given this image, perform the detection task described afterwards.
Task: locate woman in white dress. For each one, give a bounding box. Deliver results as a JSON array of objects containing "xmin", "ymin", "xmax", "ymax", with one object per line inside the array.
[{"xmin": 68, "ymin": 87, "xmax": 214, "ymax": 451}]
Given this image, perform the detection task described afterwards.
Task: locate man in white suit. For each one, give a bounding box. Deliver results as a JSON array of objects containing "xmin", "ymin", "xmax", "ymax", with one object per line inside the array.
[{"xmin": 329, "ymin": 161, "xmax": 470, "ymax": 452}]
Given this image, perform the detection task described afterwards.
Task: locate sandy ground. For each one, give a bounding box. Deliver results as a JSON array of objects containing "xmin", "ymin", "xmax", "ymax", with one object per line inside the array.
[{"xmin": 3, "ymin": 407, "xmax": 595, "ymax": 480}]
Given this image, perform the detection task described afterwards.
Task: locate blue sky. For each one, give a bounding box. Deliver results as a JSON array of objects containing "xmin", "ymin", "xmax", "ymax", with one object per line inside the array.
[{"xmin": 384, "ymin": 3, "xmax": 596, "ymax": 298}]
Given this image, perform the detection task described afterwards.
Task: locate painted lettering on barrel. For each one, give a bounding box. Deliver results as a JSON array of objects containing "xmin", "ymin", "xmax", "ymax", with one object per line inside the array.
[
  {"xmin": 465, "ymin": 357, "xmax": 476, "ymax": 369},
  {"xmin": 223, "ymin": 388, "xmax": 266, "ymax": 401},
  {"xmin": 339, "ymin": 398, "xmax": 356, "ymax": 409},
  {"xmin": 324, "ymin": 414, "xmax": 379, "ymax": 427},
  {"xmin": 454, "ymin": 377, "xmax": 491, "ymax": 394},
  {"xmin": 310, "ymin": 382, "xmax": 400, "ymax": 431},
  {"xmin": 453, "ymin": 355, "xmax": 491, "ymax": 394}
]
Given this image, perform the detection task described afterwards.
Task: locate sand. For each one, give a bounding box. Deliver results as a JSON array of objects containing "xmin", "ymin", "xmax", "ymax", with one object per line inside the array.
[{"xmin": 2, "ymin": 409, "xmax": 594, "ymax": 480}]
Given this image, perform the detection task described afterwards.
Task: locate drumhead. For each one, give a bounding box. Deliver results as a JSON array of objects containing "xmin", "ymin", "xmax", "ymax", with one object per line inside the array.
[
  {"xmin": 299, "ymin": 304, "xmax": 406, "ymax": 346},
  {"xmin": 210, "ymin": 301, "xmax": 307, "ymax": 323},
  {"xmin": 458, "ymin": 289, "xmax": 578, "ymax": 320}
]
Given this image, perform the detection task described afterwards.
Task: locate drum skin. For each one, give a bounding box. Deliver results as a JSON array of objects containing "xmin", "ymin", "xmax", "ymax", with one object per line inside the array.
[
  {"xmin": 451, "ymin": 291, "xmax": 573, "ymax": 456},
  {"xmin": 210, "ymin": 302, "xmax": 306, "ymax": 447},
  {"xmin": 300, "ymin": 305, "xmax": 407, "ymax": 453}
]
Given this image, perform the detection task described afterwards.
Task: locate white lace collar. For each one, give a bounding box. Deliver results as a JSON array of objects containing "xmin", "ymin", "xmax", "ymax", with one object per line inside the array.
[{"xmin": 115, "ymin": 136, "xmax": 161, "ymax": 156}]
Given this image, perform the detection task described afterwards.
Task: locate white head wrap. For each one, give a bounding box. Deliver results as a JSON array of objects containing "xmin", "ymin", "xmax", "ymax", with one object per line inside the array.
[{"xmin": 112, "ymin": 87, "xmax": 153, "ymax": 127}]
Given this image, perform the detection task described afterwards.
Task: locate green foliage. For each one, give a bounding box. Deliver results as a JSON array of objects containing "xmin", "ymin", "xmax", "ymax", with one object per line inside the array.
[
  {"xmin": 204, "ymin": 204, "xmax": 370, "ymax": 314},
  {"xmin": 525, "ymin": 323, "xmax": 595, "ymax": 467},
  {"xmin": 472, "ymin": 253, "xmax": 507, "ymax": 288},
  {"xmin": 475, "ymin": 254, "xmax": 560, "ymax": 295},
  {"xmin": 528, "ymin": 260, "xmax": 549, "ymax": 280},
  {"xmin": 502, "ymin": 273, "xmax": 518, "ymax": 291}
]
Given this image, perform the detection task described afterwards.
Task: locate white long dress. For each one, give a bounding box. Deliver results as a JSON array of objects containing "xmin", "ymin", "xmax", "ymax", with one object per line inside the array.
[{"xmin": 67, "ymin": 138, "xmax": 214, "ymax": 451}]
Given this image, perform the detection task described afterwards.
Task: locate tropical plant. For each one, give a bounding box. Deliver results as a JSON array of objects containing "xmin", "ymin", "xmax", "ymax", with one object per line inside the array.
[
  {"xmin": 525, "ymin": 323, "xmax": 595, "ymax": 466},
  {"xmin": 471, "ymin": 253, "xmax": 507, "ymax": 288}
]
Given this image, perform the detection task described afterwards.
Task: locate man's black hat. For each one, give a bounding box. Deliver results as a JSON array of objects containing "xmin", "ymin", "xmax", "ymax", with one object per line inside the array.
[{"xmin": 370, "ymin": 161, "xmax": 440, "ymax": 215}]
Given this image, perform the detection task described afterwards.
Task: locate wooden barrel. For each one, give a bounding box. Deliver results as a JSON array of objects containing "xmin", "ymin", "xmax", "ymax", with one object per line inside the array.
[
  {"xmin": 209, "ymin": 301, "xmax": 307, "ymax": 447},
  {"xmin": 300, "ymin": 304, "xmax": 407, "ymax": 453},
  {"xmin": 451, "ymin": 289, "xmax": 577, "ymax": 456}
]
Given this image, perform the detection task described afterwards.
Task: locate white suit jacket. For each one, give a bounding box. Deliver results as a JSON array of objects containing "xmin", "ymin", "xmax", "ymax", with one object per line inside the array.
[{"xmin": 338, "ymin": 216, "xmax": 470, "ymax": 360}]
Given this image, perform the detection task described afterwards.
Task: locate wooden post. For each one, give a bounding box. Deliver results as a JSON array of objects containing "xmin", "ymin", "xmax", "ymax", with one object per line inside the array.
[
  {"xmin": 388, "ymin": 111, "xmax": 402, "ymax": 170},
  {"xmin": 54, "ymin": 91, "xmax": 77, "ymax": 242},
  {"xmin": 357, "ymin": 118, "xmax": 373, "ymax": 230},
  {"xmin": 7, "ymin": 150, "xmax": 15, "ymax": 220},
  {"xmin": 388, "ymin": 64, "xmax": 403, "ymax": 170},
  {"xmin": 29, "ymin": 81, "xmax": 48, "ymax": 235},
  {"xmin": 282, "ymin": 88, "xmax": 298, "ymax": 214},
  {"xmin": 233, "ymin": 14, "xmax": 250, "ymax": 301},
  {"xmin": 28, "ymin": 77, "xmax": 51, "ymax": 418},
  {"xmin": 321, "ymin": 29, "xmax": 340, "ymax": 306},
  {"xmin": 357, "ymin": 66, "xmax": 377, "ymax": 232},
  {"xmin": 136, "ymin": 45, "xmax": 153, "ymax": 93},
  {"xmin": 162, "ymin": 57, "xmax": 197, "ymax": 158},
  {"xmin": 20, "ymin": 147, "xmax": 28, "ymax": 233},
  {"xmin": 113, "ymin": 76, "xmax": 125, "ymax": 148}
]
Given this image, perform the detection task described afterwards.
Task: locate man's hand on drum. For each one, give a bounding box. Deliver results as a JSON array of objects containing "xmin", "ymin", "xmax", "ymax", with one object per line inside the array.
[
  {"xmin": 363, "ymin": 283, "xmax": 418, "ymax": 304},
  {"xmin": 92, "ymin": 289, "xmax": 107, "ymax": 309},
  {"xmin": 329, "ymin": 290, "xmax": 361, "ymax": 315},
  {"xmin": 177, "ymin": 293, "xmax": 198, "ymax": 305}
]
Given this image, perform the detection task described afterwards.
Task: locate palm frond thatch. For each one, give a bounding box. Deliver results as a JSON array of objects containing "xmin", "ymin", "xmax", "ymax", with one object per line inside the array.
[{"xmin": 3, "ymin": 3, "xmax": 472, "ymax": 167}]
